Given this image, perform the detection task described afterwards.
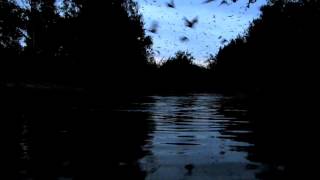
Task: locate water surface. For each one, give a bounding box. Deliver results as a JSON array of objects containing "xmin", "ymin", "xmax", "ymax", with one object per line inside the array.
[
  {"xmin": 12, "ymin": 93, "xmax": 285, "ymax": 180},
  {"xmin": 117, "ymin": 94, "xmax": 263, "ymax": 180}
]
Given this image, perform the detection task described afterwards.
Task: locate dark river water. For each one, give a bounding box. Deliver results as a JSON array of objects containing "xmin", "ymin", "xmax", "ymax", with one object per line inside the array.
[
  {"xmin": 122, "ymin": 94, "xmax": 261, "ymax": 180},
  {"xmin": 9, "ymin": 93, "xmax": 288, "ymax": 180}
]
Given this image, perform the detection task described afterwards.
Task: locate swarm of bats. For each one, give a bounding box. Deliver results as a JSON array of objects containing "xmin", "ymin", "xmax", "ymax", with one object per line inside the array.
[{"xmin": 147, "ymin": 0, "xmax": 250, "ymax": 44}]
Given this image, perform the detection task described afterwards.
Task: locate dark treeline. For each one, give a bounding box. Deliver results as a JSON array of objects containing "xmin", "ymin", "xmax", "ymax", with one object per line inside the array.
[
  {"xmin": 156, "ymin": 51, "xmax": 209, "ymax": 93},
  {"xmin": 0, "ymin": 0, "xmax": 203, "ymax": 95},
  {"xmin": 0, "ymin": 0, "xmax": 245, "ymax": 95},
  {"xmin": 3, "ymin": 0, "xmax": 319, "ymax": 94},
  {"xmin": 208, "ymin": 0, "xmax": 320, "ymax": 94},
  {"xmin": 1, "ymin": 0, "xmax": 155, "ymax": 95}
]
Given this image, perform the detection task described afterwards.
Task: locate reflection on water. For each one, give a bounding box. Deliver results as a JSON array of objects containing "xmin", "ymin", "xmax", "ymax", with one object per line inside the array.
[
  {"xmin": 9, "ymin": 93, "xmax": 286, "ymax": 180},
  {"xmin": 119, "ymin": 94, "xmax": 262, "ymax": 180}
]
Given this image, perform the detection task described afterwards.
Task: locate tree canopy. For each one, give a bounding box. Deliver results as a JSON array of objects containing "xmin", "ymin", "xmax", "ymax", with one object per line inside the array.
[
  {"xmin": 0, "ymin": 0, "xmax": 154, "ymax": 92},
  {"xmin": 209, "ymin": 0, "xmax": 320, "ymax": 92}
]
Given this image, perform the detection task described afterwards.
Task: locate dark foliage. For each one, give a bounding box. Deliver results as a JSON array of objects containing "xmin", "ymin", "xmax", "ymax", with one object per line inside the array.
[
  {"xmin": 1, "ymin": 0, "xmax": 154, "ymax": 94},
  {"xmin": 209, "ymin": 0, "xmax": 320, "ymax": 93},
  {"xmin": 0, "ymin": 0, "xmax": 24, "ymax": 54},
  {"xmin": 157, "ymin": 51, "xmax": 209, "ymax": 92}
]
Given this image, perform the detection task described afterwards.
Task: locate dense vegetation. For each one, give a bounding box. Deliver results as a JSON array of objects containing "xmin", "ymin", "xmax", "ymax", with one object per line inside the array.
[
  {"xmin": 1, "ymin": 0, "xmax": 154, "ymax": 94},
  {"xmin": 209, "ymin": 0, "xmax": 320, "ymax": 94}
]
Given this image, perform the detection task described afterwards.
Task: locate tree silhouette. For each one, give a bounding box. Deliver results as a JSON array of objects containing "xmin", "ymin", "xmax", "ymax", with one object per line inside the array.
[
  {"xmin": 65, "ymin": 0, "xmax": 154, "ymax": 93},
  {"xmin": 210, "ymin": 0, "xmax": 320, "ymax": 93},
  {"xmin": 1, "ymin": 0, "xmax": 154, "ymax": 93},
  {"xmin": 0, "ymin": 0, "xmax": 24, "ymax": 56},
  {"xmin": 0, "ymin": 0, "xmax": 26, "ymax": 84},
  {"xmin": 158, "ymin": 51, "xmax": 208, "ymax": 92}
]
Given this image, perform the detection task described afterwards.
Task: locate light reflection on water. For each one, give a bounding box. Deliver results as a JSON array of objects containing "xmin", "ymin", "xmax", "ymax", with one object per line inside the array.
[{"xmin": 119, "ymin": 94, "xmax": 263, "ymax": 180}]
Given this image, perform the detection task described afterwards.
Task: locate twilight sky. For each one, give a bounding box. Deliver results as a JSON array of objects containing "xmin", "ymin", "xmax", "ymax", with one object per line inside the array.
[{"xmin": 136, "ymin": 0, "xmax": 267, "ymax": 63}]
